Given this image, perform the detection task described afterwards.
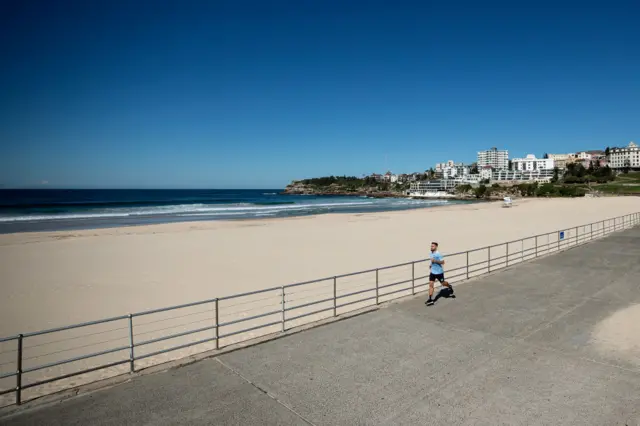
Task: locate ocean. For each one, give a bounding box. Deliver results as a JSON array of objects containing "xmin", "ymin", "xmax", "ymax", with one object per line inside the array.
[{"xmin": 0, "ymin": 189, "xmax": 473, "ymax": 233}]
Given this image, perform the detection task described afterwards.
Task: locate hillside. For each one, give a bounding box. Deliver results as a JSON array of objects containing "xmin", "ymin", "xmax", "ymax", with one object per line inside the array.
[{"xmin": 283, "ymin": 176, "xmax": 408, "ymax": 197}]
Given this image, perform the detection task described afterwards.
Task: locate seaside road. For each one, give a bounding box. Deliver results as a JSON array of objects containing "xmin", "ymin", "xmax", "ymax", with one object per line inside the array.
[{"xmin": 3, "ymin": 227, "xmax": 640, "ymax": 425}]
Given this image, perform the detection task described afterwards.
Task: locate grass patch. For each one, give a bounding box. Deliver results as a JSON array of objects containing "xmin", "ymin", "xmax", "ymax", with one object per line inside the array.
[
  {"xmin": 615, "ymin": 172, "xmax": 640, "ymax": 183},
  {"xmin": 595, "ymin": 184, "xmax": 640, "ymax": 194}
]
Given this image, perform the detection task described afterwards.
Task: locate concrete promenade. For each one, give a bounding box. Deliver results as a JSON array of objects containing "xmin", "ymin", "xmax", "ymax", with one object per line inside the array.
[{"xmin": 2, "ymin": 227, "xmax": 640, "ymax": 425}]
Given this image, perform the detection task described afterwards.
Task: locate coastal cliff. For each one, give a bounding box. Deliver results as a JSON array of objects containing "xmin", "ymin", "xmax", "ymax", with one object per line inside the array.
[{"xmin": 282, "ymin": 177, "xmax": 408, "ymax": 198}]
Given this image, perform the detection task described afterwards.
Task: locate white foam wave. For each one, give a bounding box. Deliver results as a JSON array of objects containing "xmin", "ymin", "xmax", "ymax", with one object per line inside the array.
[{"xmin": 0, "ymin": 201, "xmax": 376, "ymax": 222}]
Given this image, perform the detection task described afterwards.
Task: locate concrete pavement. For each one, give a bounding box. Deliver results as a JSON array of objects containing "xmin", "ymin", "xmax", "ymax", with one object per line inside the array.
[{"xmin": 3, "ymin": 227, "xmax": 640, "ymax": 425}]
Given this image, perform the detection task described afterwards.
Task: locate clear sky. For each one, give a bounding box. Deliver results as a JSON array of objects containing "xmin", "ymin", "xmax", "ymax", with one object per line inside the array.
[{"xmin": 1, "ymin": 1, "xmax": 638, "ymax": 189}]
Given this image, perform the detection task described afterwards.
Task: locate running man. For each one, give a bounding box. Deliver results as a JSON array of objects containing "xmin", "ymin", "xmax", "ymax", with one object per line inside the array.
[{"xmin": 425, "ymin": 242, "xmax": 453, "ymax": 306}]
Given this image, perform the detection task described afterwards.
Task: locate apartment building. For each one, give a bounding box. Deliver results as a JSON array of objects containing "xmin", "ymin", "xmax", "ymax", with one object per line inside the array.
[
  {"xmin": 492, "ymin": 168, "xmax": 555, "ymax": 183},
  {"xmin": 477, "ymin": 147, "xmax": 509, "ymax": 170},
  {"xmin": 409, "ymin": 180, "xmax": 458, "ymax": 193},
  {"xmin": 609, "ymin": 142, "xmax": 639, "ymax": 169},
  {"xmin": 511, "ymin": 154, "xmax": 555, "ymax": 172}
]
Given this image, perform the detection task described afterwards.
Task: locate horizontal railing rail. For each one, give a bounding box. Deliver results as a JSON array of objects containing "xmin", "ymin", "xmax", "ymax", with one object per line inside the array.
[{"xmin": 0, "ymin": 212, "xmax": 639, "ymax": 407}]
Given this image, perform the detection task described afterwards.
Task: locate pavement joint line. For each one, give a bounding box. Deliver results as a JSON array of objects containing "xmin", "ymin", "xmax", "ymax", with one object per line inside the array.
[
  {"xmin": 372, "ymin": 307, "xmax": 522, "ymax": 423},
  {"xmin": 214, "ymin": 357, "xmax": 317, "ymax": 426},
  {"xmin": 380, "ymin": 335, "xmax": 520, "ymax": 424}
]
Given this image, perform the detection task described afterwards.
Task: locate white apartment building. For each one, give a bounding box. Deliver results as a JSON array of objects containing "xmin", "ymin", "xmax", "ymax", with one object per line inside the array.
[
  {"xmin": 409, "ymin": 180, "xmax": 458, "ymax": 193},
  {"xmin": 492, "ymin": 169, "xmax": 554, "ymax": 183},
  {"xmin": 609, "ymin": 142, "xmax": 640, "ymax": 169},
  {"xmin": 456, "ymin": 174, "xmax": 480, "ymax": 184},
  {"xmin": 511, "ymin": 154, "xmax": 555, "ymax": 172},
  {"xmin": 435, "ymin": 160, "xmax": 455, "ymax": 173},
  {"xmin": 479, "ymin": 167, "xmax": 493, "ymax": 181},
  {"xmin": 441, "ymin": 163, "xmax": 469, "ymax": 179},
  {"xmin": 477, "ymin": 147, "xmax": 509, "ymax": 170}
]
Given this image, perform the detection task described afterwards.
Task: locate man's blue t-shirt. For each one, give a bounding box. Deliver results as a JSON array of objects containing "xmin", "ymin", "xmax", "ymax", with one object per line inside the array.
[{"xmin": 430, "ymin": 251, "xmax": 444, "ymax": 275}]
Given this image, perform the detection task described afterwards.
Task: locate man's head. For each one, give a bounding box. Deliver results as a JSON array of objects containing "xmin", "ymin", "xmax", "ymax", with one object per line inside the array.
[{"xmin": 430, "ymin": 242, "xmax": 438, "ymax": 252}]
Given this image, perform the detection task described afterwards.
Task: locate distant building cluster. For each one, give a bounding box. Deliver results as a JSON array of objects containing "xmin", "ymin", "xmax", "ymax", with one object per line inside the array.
[
  {"xmin": 403, "ymin": 141, "xmax": 638, "ymax": 195},
  {"xmin": 362, "ymin": 141, "xmax": 637, "ymax": 195}
]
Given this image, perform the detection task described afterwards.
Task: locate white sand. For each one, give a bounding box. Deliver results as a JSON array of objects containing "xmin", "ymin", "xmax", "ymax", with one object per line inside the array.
[
  {"xmin": 0, "ymin": 196, "xmax": 638, "ymax": 402},
  {"xmin": 591, "ymin": 304, "xmax": 640, "ymax": 367},
  {"xmin": 1, "ymin": 196, "xmax": 639, "ymax": 336}
]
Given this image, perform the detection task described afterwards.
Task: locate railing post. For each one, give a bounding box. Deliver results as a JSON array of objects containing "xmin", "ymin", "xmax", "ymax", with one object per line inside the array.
[
  {"xmin": 215, "ymin": 298, "xmax": 220, "ymax": 349},
  {"xmin": 521, "ymin": 239, "xmax": 524, "ymax": 262},
  {"xmin": 281, "ymin": 287, "xmax": 286, "ymax": 332},
  {"xmin": 575, "ymin": 227, "xmax": 578, "ymax": 245},
  {"xmin": 535, "ymin": 236, "xmax": 538, "ymax": 257},
  {"xmin": 487, "ymin": 246, "xmax": 491, "ymax": 273},
  {"xmin": 333, "ymin": 277, "xmax": 337, "ymax": 317},
  {"xmin": 411, "ymin": 262, "xmax": 415, "ymax": 295},
  {"xmin": 506, "ymin": 243, "xmax": 509, "ymax": 267},
  {"xmin": 128, "ymin": 314, "xmax": 135, "ymax": 373},
  {"xmin": 16, "ymin": 334, "xmax": 23, "ymax": 405},
  {"xmin": 375, "ymin": 269, "xmax": 379, "ymax": 305},
  {"xmin": 590, "ymin": 223, "xmax": 593, "ymax": 240},
  {"xmin": 466, "ymin": 251, "xmax": 469, "ymax": 279},
  {"xmin": 546, "ymin": 234, "xmax": 550, "ymax": 254}
]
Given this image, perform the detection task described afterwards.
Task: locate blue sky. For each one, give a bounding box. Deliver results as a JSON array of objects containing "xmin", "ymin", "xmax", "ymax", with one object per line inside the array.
[{"xmin": 1, "ymin": 1, "xmax": 638, "ymax": 189}]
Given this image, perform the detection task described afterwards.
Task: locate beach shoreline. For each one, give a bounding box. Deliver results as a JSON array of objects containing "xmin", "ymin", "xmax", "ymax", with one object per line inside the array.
[
  {"xmin": 1, "ymin": 197, "xmax": 639, "ymax": 333},
  {"xmin": 0, "ymin": 190, "xmax": 475, "ymax": 235},
  {"xmin": 0, "ymin": 198, "xmax": 482, "ymax": 240}
]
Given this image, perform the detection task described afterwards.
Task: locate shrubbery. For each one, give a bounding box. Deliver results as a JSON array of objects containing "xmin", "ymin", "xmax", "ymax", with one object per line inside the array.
[{"xmin": 563, "ymin": 163, "xmax": 614, "ymax": 184}]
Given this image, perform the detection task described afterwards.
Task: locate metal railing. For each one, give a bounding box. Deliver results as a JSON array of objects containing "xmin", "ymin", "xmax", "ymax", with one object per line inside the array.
[{"xmin": 1, "ymin": 212, "xmax": 639, "ymax": 407}]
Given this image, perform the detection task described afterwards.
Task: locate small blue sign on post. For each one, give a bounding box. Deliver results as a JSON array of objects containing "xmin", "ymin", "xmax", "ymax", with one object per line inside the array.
[{"xmin": 559, "ymin": 231, "xmax": 565, "ymax": 240}]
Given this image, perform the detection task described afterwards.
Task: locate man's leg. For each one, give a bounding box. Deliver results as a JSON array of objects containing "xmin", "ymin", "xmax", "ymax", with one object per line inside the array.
[
  {"xmin": 439, "ymin": 276, "xmax": 453, "ymax": 295},
  {"xmin": 426, "ymin": 280, "xmax": 436, "ymax": 305}
]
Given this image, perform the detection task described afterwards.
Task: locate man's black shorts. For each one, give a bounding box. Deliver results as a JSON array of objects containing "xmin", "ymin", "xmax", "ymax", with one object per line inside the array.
[{"xmin": 429, "ymin": 273, "xmax": 445, "ymax": 283}]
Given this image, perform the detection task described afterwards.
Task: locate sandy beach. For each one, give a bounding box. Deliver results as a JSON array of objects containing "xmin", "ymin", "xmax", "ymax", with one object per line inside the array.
[
  {"xmin": 1, "ymin": 196, "xmax": 639, "ymax": 336},
  {"xmin": 1, "ymin": 196, "xmax": 639, "ymax": 403}
]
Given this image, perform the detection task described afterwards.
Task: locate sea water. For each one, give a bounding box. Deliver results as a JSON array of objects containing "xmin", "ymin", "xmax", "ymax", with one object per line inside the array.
[{"xmin": 0, "ymin": 189, "xmax": 474, "ymax": 233}]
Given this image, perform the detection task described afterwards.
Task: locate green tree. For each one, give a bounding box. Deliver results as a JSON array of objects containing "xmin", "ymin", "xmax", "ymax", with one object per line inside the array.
[
  {"xmin": 536, "ymin": 183, "xmax": 556, "ymax": 197},
  {"xmin": 474, "ymin": 184, "xmax": 487, "ymax": 198},
  {"xmin": 605, "ymin": 147, "xmax": 610, "ymax": 157},
  {"xmin": 455, "ymin": 184, "xmax": 473, "ymax": 194}
]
